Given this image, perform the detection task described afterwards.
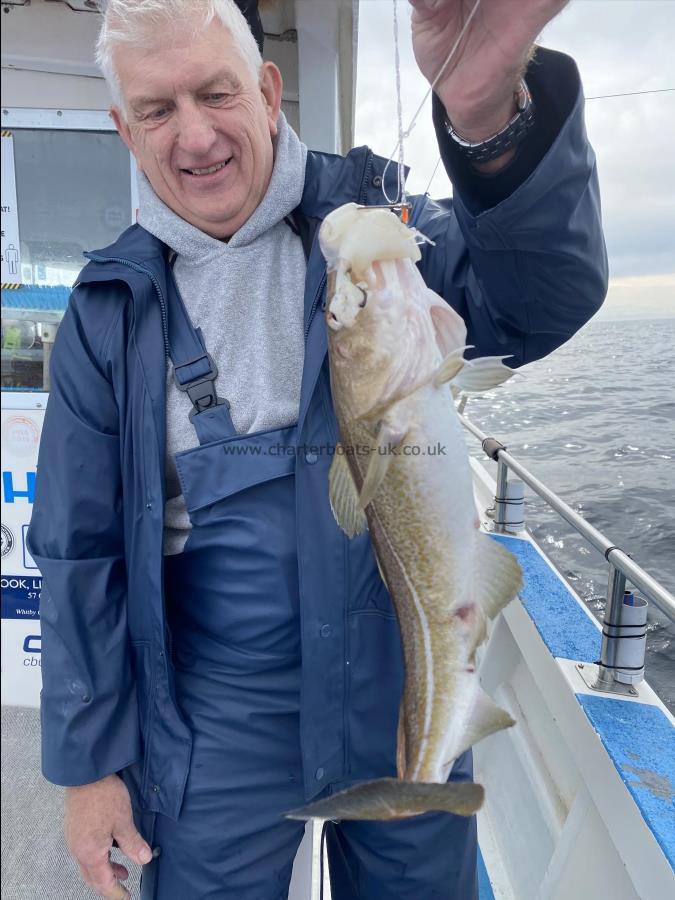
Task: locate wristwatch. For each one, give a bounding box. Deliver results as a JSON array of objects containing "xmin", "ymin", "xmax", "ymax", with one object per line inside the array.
[{"xmin": 445, "ymin": 80, "xmax": 535, "ymax": 163}]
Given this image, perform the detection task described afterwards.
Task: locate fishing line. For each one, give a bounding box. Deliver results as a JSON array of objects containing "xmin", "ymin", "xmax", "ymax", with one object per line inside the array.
[
  {"xmin": 586, "ymin": 87, "xmax": 675, "ymax": 100},
  {"xmin": 415, "ymin": 59, "xmax": 675, "ymax": 202},
  {"xmin": 382, "ymin": 0, "xmax": 483, "ymax": 205},
  {"xmin": 423, "ymin": 154, "xmax": 443, "ymax": 196},
  {"xmin": 392, "ymin": 0, "xmax": 406, "ymax": 206}
]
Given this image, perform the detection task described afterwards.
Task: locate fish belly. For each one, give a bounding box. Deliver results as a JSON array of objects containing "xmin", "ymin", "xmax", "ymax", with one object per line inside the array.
[{"xmin": 363, "ymin": 387, "xmax": 479, "ymax": 783}]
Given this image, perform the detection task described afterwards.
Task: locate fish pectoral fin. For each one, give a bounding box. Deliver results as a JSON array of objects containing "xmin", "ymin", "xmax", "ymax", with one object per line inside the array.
[
  {"xmin": 374, "ymin": 551, "xmax": 390, "ymax": 591},
  {"xmin": 359, "ymin": 420, "xmax": 407, "ymax": 510},
  {"xmin": 329, "ymin": 446, "xmax": 368, "ymax": 537},
  {"xmin": 428, "ymin": 302, "xmax": 468, "ymax": 358},
  {"xmin": 286, "ymin": 778, "xmax": 484, "ymax": 821},
  {"xmin": 452, "ymin": 355, "xmax": 515, "ymax": 393},
  {"xmin": 396, "ymin": 700, "xmax": 407, "ymax": 779},
  {"xmin": 474, "ymin": 531, "xmax": 523, "ymax": 621},
  {"xmin": 449, "ymin": 689, "xmax": 516, "ymax": 763}
]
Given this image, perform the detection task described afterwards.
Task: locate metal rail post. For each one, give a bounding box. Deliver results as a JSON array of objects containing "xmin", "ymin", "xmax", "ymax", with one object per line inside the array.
[
  {"xmin": 41, "ymin": 322, "xmax": 58, "ymax": 393},
  {"xmin": 459, "ymin": 412, "xmax": 675, "ymax": 624}
]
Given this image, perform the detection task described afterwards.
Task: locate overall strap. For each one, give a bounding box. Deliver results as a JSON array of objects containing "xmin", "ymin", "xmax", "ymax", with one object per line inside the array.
[{"xmin": 165, "ymin": 250, "xmax": 231, "ymax": 424}]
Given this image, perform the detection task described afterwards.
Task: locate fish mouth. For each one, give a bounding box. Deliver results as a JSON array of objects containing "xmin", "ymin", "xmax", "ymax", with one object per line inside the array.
[
  {"xmin": 179, "ymin": 157, "xmax": 233, "ymax": 177},
  {"xmin": 326, "ymin": 308, "xmax": 344, "ymax": 331}
]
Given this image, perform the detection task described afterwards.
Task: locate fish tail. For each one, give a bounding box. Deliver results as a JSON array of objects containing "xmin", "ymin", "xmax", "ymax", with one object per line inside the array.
[{"xmin": 285, "ymin": 777, "xmax": 483, "ymax": 821}]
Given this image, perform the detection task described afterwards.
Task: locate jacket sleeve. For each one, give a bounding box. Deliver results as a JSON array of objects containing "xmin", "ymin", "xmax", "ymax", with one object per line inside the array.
[
  {"xmin": 27, "ymin": 288, "xmax": 141, "ymax": 786},
  {"xmin": 414, "ymin": 48, "xmax": 608, "ymax": 367}
]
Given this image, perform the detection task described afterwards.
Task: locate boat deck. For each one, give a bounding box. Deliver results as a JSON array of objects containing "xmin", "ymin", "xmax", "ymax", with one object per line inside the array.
[{"xmin": 492, "ymin": 532, "xmax": 674, "ymax": 874}]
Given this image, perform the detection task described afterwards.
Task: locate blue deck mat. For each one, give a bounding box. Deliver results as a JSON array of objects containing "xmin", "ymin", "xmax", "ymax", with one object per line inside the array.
[
  {"xmin": 577, "ymin": 694, "xmax": 674, "ymax": 871},
  {"xmin": 489, "ymin": 533, "xmax": 601, "ymax": 663},
  {"xmin": 486, "ymin": 534, "xmax": 674, "ymax": 872},
  {"xmin": 2, "ymin": 284, "xmax": 70, "ymax": 312}
]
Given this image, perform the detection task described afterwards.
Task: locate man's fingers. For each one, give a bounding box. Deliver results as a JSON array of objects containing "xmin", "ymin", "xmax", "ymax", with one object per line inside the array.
[
  {"xmin": 110, "ymin": 861, "xmax": 130, "ymax": 882},
  {"xmin": 113, "ymin": 821, "xmax": 153, "ymax": 866},
  {"xmin": 64, "ymin": 775, "xmax": 140, "ymax": 897},
  {"xmin": 78, "ymin": 858, "xmax": 129, "ymax": 899}
]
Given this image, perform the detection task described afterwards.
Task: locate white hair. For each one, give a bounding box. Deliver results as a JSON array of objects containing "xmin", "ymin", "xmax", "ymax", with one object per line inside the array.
[{"xmin": 96, "ymin": 0, "xmax": 263, "ymax": 113}]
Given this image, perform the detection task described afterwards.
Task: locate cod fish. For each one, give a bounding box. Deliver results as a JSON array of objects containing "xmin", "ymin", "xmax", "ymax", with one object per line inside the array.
[{"xmin": 288, "ymin": 203, "xmax": 523, "ymax": 822}]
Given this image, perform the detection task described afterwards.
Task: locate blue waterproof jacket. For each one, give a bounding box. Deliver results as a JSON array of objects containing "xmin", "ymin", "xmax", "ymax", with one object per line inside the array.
[{"xmin": 28, "ymin": 50, "xmax": 607, "ymax": 819}]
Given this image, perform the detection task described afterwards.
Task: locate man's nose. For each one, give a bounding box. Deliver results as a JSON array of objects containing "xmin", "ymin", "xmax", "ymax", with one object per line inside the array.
[{"xmin": 175, "ymin": 103, "xmax": 218, "ymax": 156}]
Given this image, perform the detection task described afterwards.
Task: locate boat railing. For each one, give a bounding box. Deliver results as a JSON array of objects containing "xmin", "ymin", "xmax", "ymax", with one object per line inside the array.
[{"xmin": 459, "ymin": 412, "xmax": 675, "ymax": 696}]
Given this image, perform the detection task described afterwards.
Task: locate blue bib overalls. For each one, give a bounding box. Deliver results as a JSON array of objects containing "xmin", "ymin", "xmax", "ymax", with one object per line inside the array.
[{"xmin": 139, "ymin": 258, "xmax": 477, "ymax": 899}]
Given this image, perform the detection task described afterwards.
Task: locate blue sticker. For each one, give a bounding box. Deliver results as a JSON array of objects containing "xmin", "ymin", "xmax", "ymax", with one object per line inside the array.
[{"xmin": 1, "ymin": 575, "xmax": 41, "ymax": 619}]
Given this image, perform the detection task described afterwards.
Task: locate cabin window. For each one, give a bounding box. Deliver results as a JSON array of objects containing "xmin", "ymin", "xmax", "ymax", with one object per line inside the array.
[{"xmin": 2, "ymin": 114, "xmax": 134, "ymax": 393}]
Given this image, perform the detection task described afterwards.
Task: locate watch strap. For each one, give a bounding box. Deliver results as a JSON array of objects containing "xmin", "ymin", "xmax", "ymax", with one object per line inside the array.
[{"xmin": 445, "ymin": 80, "xmax": 535, "ymax": 163}]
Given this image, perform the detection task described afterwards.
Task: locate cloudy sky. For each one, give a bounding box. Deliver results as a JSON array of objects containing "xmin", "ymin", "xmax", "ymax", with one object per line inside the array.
[{"xmin": 355, "ymin": 0, "xmax": 675, "ymax": 319}]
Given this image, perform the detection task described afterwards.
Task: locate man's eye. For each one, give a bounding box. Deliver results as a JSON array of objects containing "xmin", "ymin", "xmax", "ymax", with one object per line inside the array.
[
  {"xmin": 204, "ymin": 93, "xmax": 230, "ymax": 103},
  {"xmin": 147, "ymin": 107, "xmax": 169, "ymax": 121}
]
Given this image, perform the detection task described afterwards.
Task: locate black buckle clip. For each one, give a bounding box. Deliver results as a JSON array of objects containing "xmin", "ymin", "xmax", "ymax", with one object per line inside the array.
[{"xmin": 174, "ymin": 353, "xmax": 227, "ymax": 420}]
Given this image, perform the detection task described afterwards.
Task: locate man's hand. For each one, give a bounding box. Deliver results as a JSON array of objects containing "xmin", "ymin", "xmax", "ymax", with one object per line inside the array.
[
  {"xmin": 65, "ymin": 774, "xmax": 153, "ymax": 899},
  {"xmin": 410, "ymin": 0, "xmax": 568, "ymax": 148}
]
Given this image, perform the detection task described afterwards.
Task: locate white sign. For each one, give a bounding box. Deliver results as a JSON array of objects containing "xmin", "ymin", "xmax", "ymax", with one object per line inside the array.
[
  {"xmin": 1, "ymin": 132, "xmax": 22, "ymax": 284},
  {"xmin": 1, "ymin": 404, "xmax": 45, "ymax": 708}
]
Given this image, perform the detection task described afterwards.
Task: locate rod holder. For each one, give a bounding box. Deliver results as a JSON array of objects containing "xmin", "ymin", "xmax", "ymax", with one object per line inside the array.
[
  {"xmin": 503, "ymin": 479, "xmax": 525, "ymax": 533},
  {"xmin": 594, "ymin": 568, "xmax": 647, "ymax": 691},
  {"xmin": 610, "ymin": 591, "xmax": 647, "ymax": 685},
  {"xmin": 493, "ymin": 457, "xmax": 509, "ymax": 534}
]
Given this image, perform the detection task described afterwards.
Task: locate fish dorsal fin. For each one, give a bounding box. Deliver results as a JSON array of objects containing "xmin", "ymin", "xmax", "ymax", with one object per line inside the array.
[
  {"xmin": 329, "ymin": 446, "xmax": 367, "ymax": 537},
  {"xmin": 436, "ymin": 353, "xmax": 515, "ymax": 393},
  {"xmin": 473, "ymin": 532, "xmax": 523, "ymax": 621},
  {"xmin": 450, "ymin": 687, "xmax": 516, "ymax": 764},
  {"xmin": 434, "ymin": 346, "xmax": 468, "ymax": 386}
]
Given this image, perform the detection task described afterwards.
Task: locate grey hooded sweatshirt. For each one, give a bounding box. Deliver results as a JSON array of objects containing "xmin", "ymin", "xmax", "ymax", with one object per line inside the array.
[{"xmin": 138, "ymin": 114, "xmax": 308, "ymax": 555}]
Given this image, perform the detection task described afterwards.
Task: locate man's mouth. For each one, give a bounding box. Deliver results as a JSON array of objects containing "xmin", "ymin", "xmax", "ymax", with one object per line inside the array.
[{"xmin": 181, "ymin": 158, "xmax": 232, "ymax": 176}]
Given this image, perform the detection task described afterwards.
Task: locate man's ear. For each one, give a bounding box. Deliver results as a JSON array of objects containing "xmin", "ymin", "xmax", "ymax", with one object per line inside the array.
[
  {"xmin": 111, "ymin": 106, "xmax": 138, "ymax": 161},
  {"xmin": 259, "ymin": 62, "xmax": 283, "ymax": 136}
]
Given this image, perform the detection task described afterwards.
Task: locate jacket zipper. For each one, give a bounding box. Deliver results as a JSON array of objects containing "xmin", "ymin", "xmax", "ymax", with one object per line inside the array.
[
  {"xmin": 358, "ymin": 151, "xmax": 374, "ymax": 205},
  {"xmin": 304, "ymin": 272, "xmax": 327, "ymax": 342},
  {"xmin": 84, "ymin": 253, "xmax": 170, "ymax": 359},
  {"xmin": 85, "ymin": 252, "xmax": 169, "ymax": 805}
]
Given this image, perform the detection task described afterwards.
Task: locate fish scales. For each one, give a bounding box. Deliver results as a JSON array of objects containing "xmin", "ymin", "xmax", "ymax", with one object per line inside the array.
[
  {"xmin": 362, "ymin": 386, "xmax": 476, "ymax": 783},
  {"xmin": 287, "ymin": 203, "xmax": 522, "ymax": 823}
]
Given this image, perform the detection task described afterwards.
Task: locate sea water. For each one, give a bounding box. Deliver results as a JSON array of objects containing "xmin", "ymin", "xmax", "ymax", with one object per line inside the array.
[{"xmin": 464, "ymin": 315, "xmax": 675, "ymax": 712}]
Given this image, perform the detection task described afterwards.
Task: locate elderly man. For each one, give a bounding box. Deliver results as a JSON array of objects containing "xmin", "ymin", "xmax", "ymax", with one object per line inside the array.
[{"xmin": 28, "ymin": 0, "xmax": 606, "ymax": 898}]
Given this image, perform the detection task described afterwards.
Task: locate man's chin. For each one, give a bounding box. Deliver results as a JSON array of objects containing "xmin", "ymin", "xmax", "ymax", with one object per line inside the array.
[{"xmin": 182, "ymin": 205, "xmax": 249, "ymax": 239}]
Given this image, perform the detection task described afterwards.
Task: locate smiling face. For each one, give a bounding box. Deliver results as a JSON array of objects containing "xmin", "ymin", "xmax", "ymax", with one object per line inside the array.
[{"xmin": 111, "ymin": 20, "xmax": 283, "ymax": 238}]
